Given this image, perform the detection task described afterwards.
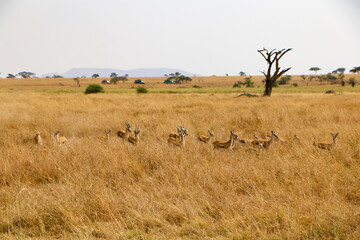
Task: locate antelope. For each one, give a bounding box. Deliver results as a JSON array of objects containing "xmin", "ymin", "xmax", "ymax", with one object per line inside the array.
[
  {"xmin": 213, "ymin": 130, "xmax": 238, "ymax": 150},
  {"xmin": 169, "ymin": 126, "xmax": 189, "ymax": 140},
  {"xmin": 252, "ymin": 130, "xmax": 279, "ymax": 150},
  {"xmin": 54, "ymin": 130, "xmax": 67, "ymax": 145},
  {"xmin": 168, "ymin": 127, "xmax": 187, "ymax": 147},
  {"xmin": 117, "ymin": 122, "xmax": 131, "ymax": 141},
  {"xmin": 199, "ymin": 130, "xmax": 214, "ymax": 144},
  {"xmin": 34, "ymin": 131, "xmax": 43, "ymax": 145},
  {"xmin": 104, "ymin": 130, "xmax": 111, "ymax": 141},
  {"xmin": 314, "ymin": 133, "xmax": 338, "ymax": 150},
  {"xmin": 128, "ymin": 127, "xmax": 140, "ymax": 145}
]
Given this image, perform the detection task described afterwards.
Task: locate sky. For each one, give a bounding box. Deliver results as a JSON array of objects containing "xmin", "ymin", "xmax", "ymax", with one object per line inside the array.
[{"xmin": 0, "ymin": 0, "xmax": 359, "ymax": 77}]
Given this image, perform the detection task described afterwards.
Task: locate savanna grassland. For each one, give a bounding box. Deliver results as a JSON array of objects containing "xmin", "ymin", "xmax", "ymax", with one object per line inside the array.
[{"xmin": 0, "ymin": 76, "xmax": 360, "ymax": 239}]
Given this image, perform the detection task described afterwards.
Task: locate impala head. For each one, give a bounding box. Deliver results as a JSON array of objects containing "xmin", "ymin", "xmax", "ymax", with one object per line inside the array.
[
  {"xmin": 271, "ymin": 130, "xmax": 279, "ymax": 139},
  {"xmin": 125, "ymin": 122, "xmax": 132, "ymax": 133},
  {"xmin": 105, "ymin": 130, "xmax": 111, "ymax": 134},
  {"xmin": 208, "ymin": 130, "xmax": 214, "ymax": 137},
  {"xmin": 180, "ymin": 126, "xmax": 189, "ymax": 137},
  {"xmin": 331, "ymin": 132, "xmax": 339, "ymax": 141},
  {"xmin": 35, "ymin": 131, "xmax": 41, "ymax": 136},
  {"xmin": 134, "ymin": 127, "xmax": 141, "ymax": 136},
  {"xmin": 54, "ymin": 130, "xmax": 59, "ymax": 136},
  {"xmin": 230, "ymin": 130, "xmax": 238, "ymax": 140},
  {"xmin": 254, "ymin": 133, "xmax": 258, "ymax": 139}
]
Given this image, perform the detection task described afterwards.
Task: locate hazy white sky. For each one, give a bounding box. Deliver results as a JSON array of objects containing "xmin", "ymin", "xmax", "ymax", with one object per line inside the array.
[{"xmin": 0, "ymin": 0, "xmax": 359, "ymax": 77}]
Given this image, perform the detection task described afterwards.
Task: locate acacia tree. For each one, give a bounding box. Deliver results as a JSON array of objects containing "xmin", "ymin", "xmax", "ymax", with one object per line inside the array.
[
  {"xmin": 309, "ymin": 67, "xmax": 321, "ymax": 75},
  {"xmin": 258, "ymin": 48, "xmax": 292, "ymax": 96}
]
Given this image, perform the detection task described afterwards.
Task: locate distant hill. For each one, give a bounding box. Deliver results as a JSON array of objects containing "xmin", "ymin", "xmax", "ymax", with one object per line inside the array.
[{"xmin": 41, "ymin": 68, "xmax": 200, "ymax": 78}]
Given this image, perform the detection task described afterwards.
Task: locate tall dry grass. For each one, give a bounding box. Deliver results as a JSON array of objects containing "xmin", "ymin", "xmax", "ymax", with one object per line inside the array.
[{"xmin": 0, "ymin": 92, "xmax": 359, "ymax": 239}]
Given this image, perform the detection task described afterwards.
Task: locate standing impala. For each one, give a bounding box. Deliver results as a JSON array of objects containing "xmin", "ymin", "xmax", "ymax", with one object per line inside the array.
[
  {"xmin": 314, "ymin": 133, "xmax": 338, "ymax": 150},
  {"xmin": 54, "ymin": 130, "xmax": 67, "ymax": 145},
  {"xmin": 213, "ymin": 130, "xmax": 238, "ymax": 150},
  {"xmin": 117, "ymin": 122, "xmax": 132, "ymax": 141},
  {"xmin": 199, "ymin": 130, "xmax": 214, "ymax": 144},
  {"xmin": 34, "ymin": 131, "xmax": 43, "ymax": 145},
  {"xmin": 128, "ymin": 127, "xmax": 141, "ymax": 145}
]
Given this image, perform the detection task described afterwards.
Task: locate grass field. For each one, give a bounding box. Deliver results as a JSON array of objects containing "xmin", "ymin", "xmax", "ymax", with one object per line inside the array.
[{"xmin": 0, "ymin": 76, "xmax": 360, "ymax": 239}]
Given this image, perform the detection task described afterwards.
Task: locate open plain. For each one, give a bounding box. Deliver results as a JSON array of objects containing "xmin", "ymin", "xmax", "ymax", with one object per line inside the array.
[{"xmin": 0, "ymin": 76, "xmax": 360, "ymax": 239}]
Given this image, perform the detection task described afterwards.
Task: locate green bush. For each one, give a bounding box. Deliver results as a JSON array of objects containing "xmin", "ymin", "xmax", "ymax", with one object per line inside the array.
[
  {"xmin": 273, "ymin": 81, "xmax": 279, "ymax": 87},
  {"xmin": 244, "ymin": 79, "xmax": 254, "ymax": 88},
  {"xmin": 136, "ymin": 86, "xmax": 148, "ymax": 94},
  {"xmin": 292, "ymin": 82, "xmax": 298, "ymax": 87},
  {"xmin": 85, "ymin": 84, "xmax": 104, "ymax": 94},
  {"xmin": 192, "ymin": 85, "xmax": 202, "ymax": 88},
  {"xmin": 233, "ymin": 82, "xmax": 241, "ymax": 88},
  {"xmin": 279, "ymin": 75, "xmax": 291, "ymax": 85}
]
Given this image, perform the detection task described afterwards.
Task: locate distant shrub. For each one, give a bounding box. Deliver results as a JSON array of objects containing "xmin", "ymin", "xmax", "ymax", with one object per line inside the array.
[
  {"xmin": 136, "ymin": 86, "xmax": 148, "ymax": 94},
  {"xmin": 233, "ymin": 82, "xmax": 241, "ymax": 88},
  {"xmin": 244, "ymin": 79, "xmax": 254, "ymax": 88},
  {"xmin": 192, "ymin": 85, "xmax": 202, "ymax": 88},
  {"xmin": 348, "ymin": 78, "xmax": 356, "ymax": 87},
  {"xmin": 292, "ymin": 83, "xmax": 298, "ymax": 87},
  {"xmin": 279, "ymin": 75, "xmax": 291, "ymax": 85},
  {"xmin": 273, "ymin": 81, "xmax": 279, "ymax": 87},
  {"xmin": 85, "ymin": 84, "xmax": 104, "ymax": 94}
]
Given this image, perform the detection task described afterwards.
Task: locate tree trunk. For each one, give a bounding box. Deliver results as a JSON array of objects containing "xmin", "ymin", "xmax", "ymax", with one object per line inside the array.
[{"xmin": 264, "ymin": 82, "xmax": 272, "ymax": 96}]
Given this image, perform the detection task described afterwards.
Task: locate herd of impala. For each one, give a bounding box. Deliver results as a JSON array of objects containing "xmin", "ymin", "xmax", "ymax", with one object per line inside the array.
[{"xmin": 34, "ymin": 122, "xmax": 339, "ymax": 151}]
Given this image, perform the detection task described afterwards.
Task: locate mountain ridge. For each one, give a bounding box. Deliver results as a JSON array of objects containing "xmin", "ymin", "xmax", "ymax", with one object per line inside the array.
[{"xmin": 41, "ymin": 67, "xmax": 200, "ymax": 78}]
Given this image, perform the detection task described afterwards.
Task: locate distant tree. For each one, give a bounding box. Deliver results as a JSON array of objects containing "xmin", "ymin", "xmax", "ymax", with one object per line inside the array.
[
  {"xmin": 350, "ymin": 66, "xmax": 360, "ymax": 74},
  {"xmin": 124, "ymin": 74, "xmax": 129, "ymax": 77},
  {"xmin": 300, "ymin": 75, "xmax": 306, "ymax": 81},
  {"xmin": 244, "ymin": 76, "xmax": 254, "ymax": 87},
  {"xmin": 119, "ymin": 76, "xmax": 128, "ymax": 84},
  {"xmin": 309, "ymin": 67, "xmax": 321, "ymax": 75},
  {"xmin": 7, "ymin": 74, "xmax": 16, "ymax": 78},
  {"xmin": 226, "ymin": 73, "xmax": 229, "ymax": 77},
  {"xmin": 239, "ymin": 71, "xmax": 246, "ymax": 76},
  {"xmin": 110, "ymin": 77, "xmax": 120, "ymax": 84},
  {"xmin": 258, "ymin": 47, "xmax": 292, "ymax": 96},
  {"xmin": 348, "ymin": 78, "xmax": 356, "ymax": 87},
  {"xmin": 336, "ymin": 68, "xmax": 345, "ymax": 74},
  {"xmin": 18, "ymin": 71, "xmax": 36, "ymax": 78},
  {"xmin": 73, "ymin": 77, "xmax": 80, "ymax": 87},
  {"xmin": 92, "ymin": 73, "xmax": 99, "ymax": 78},
  {"xmin": 110, "ymin": 72, "xmax": 117, "ymax": 78},
  {"xmin": 175, "ymin": 72, "xmax": 180, "ymax": 76},
  {"xmin": 53, "ymin": 75, "xmax": 64, "ymax": 78},
  {"xmin": 164, "ymin": 74, "xmax": 168, "ymax": 77},
  {"xmin": 81, "ymin": 75, "xmax": 86, "ymax": 78}
]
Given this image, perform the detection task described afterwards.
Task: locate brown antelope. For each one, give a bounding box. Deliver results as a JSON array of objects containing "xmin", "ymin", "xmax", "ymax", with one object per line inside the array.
[
  {"xmin": 252, "ymin": 130, "xmax": 279, "ymax": 149},
  {"xmin": 199, "ymin": 130, "xmax": 214, "ymax": 144},
  {"xmin": 169, "ymin": 126, "xmax": 189, "ymax": 140},
  {"xmin": 34, "ymin": 131, "xmax": 43, "ymax": 145},
  {"xmin": 54, "ymin": 130, "xmax": 67, "ymax": 145},
  {"xmin": 104, "ymin": 130, "xmax": 111, "ymax": 141},
  {"xmin": 168, "ymin": 127, "xmax": 187, "ymax": 147},
  {"xmin": 128, "ymin": 127, "xmax": 140, "ymax": 145},
  {"xmin": 213, "ymin": 130, "xmax": 238, "ymax": 150},
  {"xmin": 117, "ymin": 122, "xmax": 131, "ymax": 140},
  {"xmin": 314, "ymin": 133, "xmax": 338, "ymax": 150}
]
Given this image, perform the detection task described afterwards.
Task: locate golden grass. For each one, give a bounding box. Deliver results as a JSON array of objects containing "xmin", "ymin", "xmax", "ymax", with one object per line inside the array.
[{"xmin": 0, "ymin": 91, "xmax": 360, "ymax": 239}]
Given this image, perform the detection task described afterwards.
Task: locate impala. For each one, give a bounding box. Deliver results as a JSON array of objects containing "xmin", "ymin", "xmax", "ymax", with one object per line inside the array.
[
  {"xmin": 314, "ymin": 133, "xmax": 338, "ymax": 150},
  {"xmin": 252, "ymin": 130, "xmax": 278, "ymax": 149},
  {"xmin": 169, "ymin": 126, "xmax": 189, "ymax": 140},
  {"xmin": 54, "ymin": 130, "xmax": 67, "ymax": 145},
  {"xmin": 128, "ymin": 127, "xmax": 141, "ymax": 145},
  {"xmin": 213, "ymin": 130, "xmax": 238, "ymax": 150},
  {"xmin": 104, "ymin": 130, "xmax": 111, "ymax": 141},
  {"xmin": 199, "ymin": 130, "xmax": 214, "ymax": 144},
  {"xmin": 34, "ymin": 131, "xmax": 43, "ymax": 145},
  {"xmin": 168, "ymin": 127, "xmax": 187, "ymax": 147},
  {"xmin": 117, "ymin": 122, "xmax": 131, "ymax": 140}
]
